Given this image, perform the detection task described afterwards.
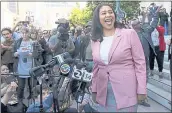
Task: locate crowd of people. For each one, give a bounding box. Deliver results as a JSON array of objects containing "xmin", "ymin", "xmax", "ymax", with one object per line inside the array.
[{"xmin": 1, "ymin": 2, "xmax": 171, "ymax": 113}]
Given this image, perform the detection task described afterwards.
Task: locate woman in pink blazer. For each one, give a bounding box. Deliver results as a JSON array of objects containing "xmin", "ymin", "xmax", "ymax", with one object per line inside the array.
[{"xmin": 90, "ymin": 3, "xmax": 147, "ymax": 112}]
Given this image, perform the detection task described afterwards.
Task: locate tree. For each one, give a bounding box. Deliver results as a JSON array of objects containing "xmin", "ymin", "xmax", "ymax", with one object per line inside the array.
[
  {"xmin": 69, "ymin": 4, "xmax": 92, "ymax": 26},
  {"xmin": 86, "ymin": 1, "xmax": 141, "ymax": 20}
]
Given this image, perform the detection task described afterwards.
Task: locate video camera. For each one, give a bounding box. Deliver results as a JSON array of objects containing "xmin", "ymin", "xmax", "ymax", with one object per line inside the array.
[{"xmin": 55, "ymin": 18, "xmax": 70, "ymax": 42}]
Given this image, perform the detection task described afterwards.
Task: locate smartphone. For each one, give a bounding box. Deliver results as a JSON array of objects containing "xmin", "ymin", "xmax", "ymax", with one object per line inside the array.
[{"xmin": 6, "ymin": 75, "xmax": 17, "ymax": 84}]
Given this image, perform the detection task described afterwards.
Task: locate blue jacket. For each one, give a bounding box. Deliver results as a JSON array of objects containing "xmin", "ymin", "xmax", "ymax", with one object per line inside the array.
[{"xmin": 26, "ymin": 94, "xmax": 53, "ymax": 112}]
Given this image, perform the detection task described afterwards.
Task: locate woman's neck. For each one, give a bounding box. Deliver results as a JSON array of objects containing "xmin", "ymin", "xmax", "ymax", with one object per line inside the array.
[{"xmin": 103, "ymin": 28, "xmax": 116, "ymax": 37}]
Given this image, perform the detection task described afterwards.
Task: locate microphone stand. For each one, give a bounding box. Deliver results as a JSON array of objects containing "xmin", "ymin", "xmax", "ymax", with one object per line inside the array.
[
  {"xmin": 38, "ymin": 77, "xmax": 44, "ymax": 113},
  {"xmin": 31, "ymin": 42, "xmax": 36, "ymax": 104}
]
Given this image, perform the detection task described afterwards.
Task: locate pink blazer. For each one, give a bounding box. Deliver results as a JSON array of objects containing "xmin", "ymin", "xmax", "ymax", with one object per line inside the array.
[{"xmin": 91, "ymin": 28, "xmax": 147, "ymax": 109}]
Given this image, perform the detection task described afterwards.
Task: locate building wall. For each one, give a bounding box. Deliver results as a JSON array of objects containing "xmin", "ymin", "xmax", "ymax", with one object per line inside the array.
[
  {"xmin": 1, "ymin": 2, "xmax": 77, "ymax": 30},
  {"xmin": 1, "ymin": 2, "xmax": 18, "ymax": 29}
]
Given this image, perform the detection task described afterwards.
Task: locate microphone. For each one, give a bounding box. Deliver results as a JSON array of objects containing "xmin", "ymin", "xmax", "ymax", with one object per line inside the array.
[
  {"xmin": 71, "ymin": 64, "xmax": 93, "ymax": 103},
  {"xmin": 29, "ymin": 65, "xmax": 47, "ymax": 78},
  {"xmin": 29, "ymin": 52, "xmax": 72, "ymax": 78},
  {"xmin": 72, "ymin": 64, "xmax": 92, "ymax": 82}
]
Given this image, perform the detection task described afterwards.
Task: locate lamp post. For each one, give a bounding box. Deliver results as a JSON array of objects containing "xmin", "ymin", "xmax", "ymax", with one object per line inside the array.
[{"xmin": 115, "ymin": 0, "xmax": 126, "ymax": 22}]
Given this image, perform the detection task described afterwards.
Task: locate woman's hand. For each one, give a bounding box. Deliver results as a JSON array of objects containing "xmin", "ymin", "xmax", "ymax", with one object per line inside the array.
[
  {"xmin": 92, "ymin": 92, "xmax": 98, "ymax": 104},
  {"xmin": 137, "ymin": 94, "xmax": 147, "ymax": 104},
  {"xmin": 6, "ymin": 83, "xmax": 18, "ymax": 97}
]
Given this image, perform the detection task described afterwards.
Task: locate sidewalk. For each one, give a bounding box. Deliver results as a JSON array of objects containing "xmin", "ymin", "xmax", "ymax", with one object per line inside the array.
[{"xmin": 138, "ymin": 98, "xmax": 170, "ymax": 112}]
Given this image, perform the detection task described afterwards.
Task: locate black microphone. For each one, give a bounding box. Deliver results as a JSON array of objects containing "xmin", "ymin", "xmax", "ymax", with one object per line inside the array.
[
  {"xmin": 29, "ymin": 52, "xmax": 72, "ymax": 78},
  {"xmin": 29, "ymin": 65, "xmax": 47, "ymax": 78}
]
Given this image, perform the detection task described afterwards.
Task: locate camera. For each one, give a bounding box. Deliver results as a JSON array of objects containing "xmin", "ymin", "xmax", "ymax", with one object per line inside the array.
[
  {"xmin": 55, "ymin": 18, "xmax": 70, "ymax": 43},
  {"xmin": 55, "ymin": 18, "xmax": 69, "ymax": 31}
]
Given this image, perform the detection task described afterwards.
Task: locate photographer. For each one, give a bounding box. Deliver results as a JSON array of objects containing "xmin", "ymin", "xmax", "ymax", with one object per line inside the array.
[{"xmin": 50, "ymin": 18, "xmax": 75, "ymax": 56}]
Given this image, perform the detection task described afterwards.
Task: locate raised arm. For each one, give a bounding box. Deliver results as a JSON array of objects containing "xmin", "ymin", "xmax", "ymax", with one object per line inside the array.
[{"xmin": 147, "ymin": 5, "xmax": 162, "ymax": 33}]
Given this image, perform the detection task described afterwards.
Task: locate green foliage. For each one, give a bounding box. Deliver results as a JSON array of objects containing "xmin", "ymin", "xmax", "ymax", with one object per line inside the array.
[
  {"xmin": 86, "ymin": 1, "xmax": 141, "ymax": 20},
  {"xmin": 69, "ymin": 1, "xmax": 141, "ymax": 26},
  {"xmin": 69, "ymin": 6, "xmax": 92, "ymax": 26}
]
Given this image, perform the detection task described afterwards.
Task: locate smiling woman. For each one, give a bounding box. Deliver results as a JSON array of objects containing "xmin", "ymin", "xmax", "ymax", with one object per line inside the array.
[{"xmin": 90, "ymin": 3, "xmax": 147, "ymax": 112}]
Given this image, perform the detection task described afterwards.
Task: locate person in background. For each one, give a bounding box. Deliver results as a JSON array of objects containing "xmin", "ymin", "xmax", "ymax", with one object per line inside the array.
[
  {"xmin": 1, "ymin": 65, "xmax": 13, "ymax": 97},
  {"xmin": 38, "ymin": 30, "xmax": 52, "ymax": 64},
  {"xmin": 167, "ymin": 37, "xmax": 172, "ymax": 80},
  {"xmin": 149, "ymin": 25, "xmax": 166, "ymax": 78},
  {"xmin": 37, "ymin": 30, "xmax": 43, "ymax": 40},
  {"xmin": 131, "ymin": 4, "xmax": 162, "ymax": 107},
  {"xmin": 12, "ymin": 21, "xmax": 29, "ymax": 40},
  {"xmin": 140, "ymin": 7, "xmax": 147, "ymax": 23},
  {"xmin": 90, "ymin": 3, "xmax": 146, "ymax": 112},
  {"xmin": 29, "ymin": 84, "xmax": 78, "ymax": 112},
  {"xmin": 50, "ymin": 28, "xmax": 58, "ymax": 37},
  {"xmin": 148, "ymin": 3, "xmax": 159, "ymax": 23},
  {"xmin": 80, "ymin": 21, "xmax": 93, "ymax": 63},
  {"xmin": 1, "ymin": 82, "xmax": 18, "ymax": 113},
  {"xmin": 27, "ymin": 86, "xmax": 53, "ymax": 112},
  {"xmin": 12, "ymin": 27, "xmax": 33, "ymax": 100},
  {"xmin": 1, "ymin": 28, "xmax": 15, "ymax": 72},
  {"xmin": 0, "ymin": 65, "xmax": 26, "ymax": 113},
  {"xmin": 159, "ymin": 8, "xmax": 169, "ymax": 35},
  {"xmin": 72, "ymin": 26, "xmax": 82, "ymax": 59}
]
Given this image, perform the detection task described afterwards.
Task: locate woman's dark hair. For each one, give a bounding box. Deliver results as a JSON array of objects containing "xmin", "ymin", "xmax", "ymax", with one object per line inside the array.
[
  {"xmin": 1, "ymin": 28, "xmax": 12, "ymax": 34},
  {"xmin": 91, "ymin": 3, "xmax": 122, "ymax": 42}
]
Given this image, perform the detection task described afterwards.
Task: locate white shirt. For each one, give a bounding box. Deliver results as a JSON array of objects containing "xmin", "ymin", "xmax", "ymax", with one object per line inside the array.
[
  {"xmin": 100, "ymin": 35, "xmax": 114, "ymax": 64},
  {"xmin": 151, "ymin": 28, "xmax": 159, "ymax": 46}
]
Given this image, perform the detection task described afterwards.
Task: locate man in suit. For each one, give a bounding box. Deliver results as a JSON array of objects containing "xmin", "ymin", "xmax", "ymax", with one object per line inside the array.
[{"xmin": 131, "ymin": 5, "xmax": 161, "ymax": 107}]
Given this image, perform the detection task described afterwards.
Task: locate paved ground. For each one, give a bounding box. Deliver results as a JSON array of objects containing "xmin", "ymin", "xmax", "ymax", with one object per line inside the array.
[{"xmin": 137, "ymin": 98, "xmax": 170, "ymax": 112}]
